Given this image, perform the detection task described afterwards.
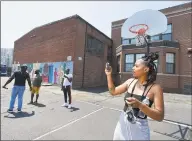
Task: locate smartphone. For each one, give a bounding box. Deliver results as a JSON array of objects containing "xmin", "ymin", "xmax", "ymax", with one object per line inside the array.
[
  {"xmin": 106, "ymin": 62, "xmax": 110, "ymax": 71},
  {"xmin": 125, "ymin": 98, "xmax": 133, "ymax": 105}
]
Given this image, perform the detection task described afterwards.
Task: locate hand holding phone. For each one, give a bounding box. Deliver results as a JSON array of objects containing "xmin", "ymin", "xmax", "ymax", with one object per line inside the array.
[{"xmin": 105, "ymin": 62, "xmax": 112, "ymax": 75}]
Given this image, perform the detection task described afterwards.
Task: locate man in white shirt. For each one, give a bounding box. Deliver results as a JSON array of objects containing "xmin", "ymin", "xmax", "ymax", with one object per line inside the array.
[{"xmin": 61, "ymin": 68, "xmax": 73, "ymax": 108}]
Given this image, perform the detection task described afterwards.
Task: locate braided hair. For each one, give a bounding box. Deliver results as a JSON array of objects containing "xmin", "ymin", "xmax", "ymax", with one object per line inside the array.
[{"xmin": 141, "ymin": 52, "xmax": 159, "ymax": 86}]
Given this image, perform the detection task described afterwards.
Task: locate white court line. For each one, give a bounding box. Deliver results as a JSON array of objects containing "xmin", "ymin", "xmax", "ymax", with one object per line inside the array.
[
  {"xmin": 1, "ymin": 107, "xmax": 9, "ymax": 109},
  {"xmin": 76, "ymin": 100, "xmax": 122, "ymax": 112},
  {"xmin": 77, "ymin": 100, "xmax": 192, "ymax": 129},
  {"xmin": 158, "ymin": 119, "xmax": 192, "ymax": 129},
  {"xmin": 75, "ymin": 100, "xmax": 101, "ymax": 107},
  {"xmin": 33, "ymin": 107, "xmax": 104, "ymax": 140}
]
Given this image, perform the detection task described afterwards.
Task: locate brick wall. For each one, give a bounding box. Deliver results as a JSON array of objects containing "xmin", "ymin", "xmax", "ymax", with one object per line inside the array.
[
  {"xmin": 170, "ymin": 12, "xmax": 192, "ymax": 76},
  {"xmin": 111, "ymin": 2, "xmax": 192, "ymax": 94},
  {"xmin": 14, "ymin": 15, "xmax": 112, "ymax": 89},
  {"xmin": 71, "ymin": 18, "xmax": 85, "ymax": 88},
  {"xmin": 73, "ymin": 19, "xmax": 112, "ymax": 88},
  {"xmin": 14, "ymin": 17, "xmax": 77, "ymax": 64}
]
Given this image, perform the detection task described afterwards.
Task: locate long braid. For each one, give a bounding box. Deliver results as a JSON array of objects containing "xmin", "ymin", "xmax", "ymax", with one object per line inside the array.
[{"xmin": 142, "ymin": 52, "xmax": 159, "ymax": 86}]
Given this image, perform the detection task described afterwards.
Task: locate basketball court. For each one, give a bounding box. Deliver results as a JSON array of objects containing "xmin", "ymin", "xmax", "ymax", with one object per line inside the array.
[
  {"xmin": 1, "ymin": 8, "xmax": 191, "ymax": 140},
  {"xmin": 1, "ymin": 77, "xmax": 191, "ymax": 140}
]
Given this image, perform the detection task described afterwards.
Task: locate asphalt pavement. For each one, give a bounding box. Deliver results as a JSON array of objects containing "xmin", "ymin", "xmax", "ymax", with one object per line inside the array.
[{"xmin": 1, "ymin": 77, "xmax": 192, "ymax": 140}]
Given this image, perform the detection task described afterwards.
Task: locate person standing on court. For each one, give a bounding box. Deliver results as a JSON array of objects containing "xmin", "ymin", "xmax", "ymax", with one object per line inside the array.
[
  {"xmin": 2, "ymin": 64, "xmax": 32, "ymax": 113},
  {"xmin": 29, "ymin": 70, "xmax": 42, "ymax": 104},
  {"xmin": 105, "ymin": 53, "xmax": 164, "ymax": 140},
  {"xmin": 61, "ymin": 68, "xmax": 73, "ymax": 109}
]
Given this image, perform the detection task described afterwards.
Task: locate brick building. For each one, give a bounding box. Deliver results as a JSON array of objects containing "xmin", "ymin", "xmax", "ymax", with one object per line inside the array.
[
  {"xmin": 13, "ymin": 15, "xmax": 113, "ymax": 88},
  {"xmin": 111, "ymin": 2, "xmax": 192, "ymax": 94}
]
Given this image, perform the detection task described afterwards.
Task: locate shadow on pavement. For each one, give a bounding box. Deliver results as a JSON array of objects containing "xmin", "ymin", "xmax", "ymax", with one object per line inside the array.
[
  {"xmin": 153, "ymin": 125, "xmax": 191, "ymax": 140},
  {"xmin": 4, "ymin": 111, "xmax": 35, "ymax": 119},
  {"xmin": 73, "ymin": 86, "xmax": 108, "ymax": 94},
  {"xmin": 70, "ymin": 107, "xmax": 80, "ymax": 112},
  {"xmin": 32, "ymin": 103, "xmax": 46, "ymax": 107}
]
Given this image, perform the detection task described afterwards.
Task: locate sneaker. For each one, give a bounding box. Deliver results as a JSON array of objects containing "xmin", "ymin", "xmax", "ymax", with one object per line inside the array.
[
  {"xmin": 7, "ymin": 109, "xmax": 13, "ymax": 113},
  {"xmin": 17, "ymin": 109, "xmax": 22, "ymax": 113},
  {"xmin": 61, "ymin": 103, "xmax": 68, "ymax": 107},
  {"xmin": 68, "ymin": 104, "xmax": 72, "ymax": 109}
]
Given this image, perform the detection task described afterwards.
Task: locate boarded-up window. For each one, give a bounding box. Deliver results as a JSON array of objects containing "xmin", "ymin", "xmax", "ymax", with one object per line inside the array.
[{"xmin": 86, "ymin": 35, "xmax": 104, "ymax": 56}]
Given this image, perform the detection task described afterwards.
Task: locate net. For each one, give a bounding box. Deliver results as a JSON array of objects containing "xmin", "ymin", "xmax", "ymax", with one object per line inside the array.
[{"xmin": 129, "ymin": 24, "xmax": 148, "ymax": 46}]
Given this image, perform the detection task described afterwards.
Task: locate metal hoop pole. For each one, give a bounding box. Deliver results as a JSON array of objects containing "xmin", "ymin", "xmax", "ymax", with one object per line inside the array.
[{"xmin": 142, "ymin": 35, "xmax": 151, "ymax": 55}]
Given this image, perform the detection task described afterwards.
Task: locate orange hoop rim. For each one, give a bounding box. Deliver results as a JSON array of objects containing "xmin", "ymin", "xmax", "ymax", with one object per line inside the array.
[{"xmin": 129, "ymin": 24, "xmax": 149, "ymax": 35}]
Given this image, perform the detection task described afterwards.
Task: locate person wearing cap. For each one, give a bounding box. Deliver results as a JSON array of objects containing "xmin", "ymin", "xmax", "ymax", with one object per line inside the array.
[
  {"xmin": 61, "ymin": 68, "xmax": 73, "ymax": 109},
  {"xmin": 29, "ymin": 69, "xmax": 42, "ymax": 104},
  {"xmin": 2, "ymin": 64, "xmax": 32, "ymax": 113}
]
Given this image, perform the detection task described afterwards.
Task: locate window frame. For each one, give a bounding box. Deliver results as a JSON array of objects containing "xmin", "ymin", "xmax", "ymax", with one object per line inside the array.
[
  {"xmin": 162, "ymin": 33, "xmax": 172, "ymax": 41},
  {"xmin": 86, "ymin": 35, "xmax": 104, "ymax": 56},
  {"xmin": 124, "ymin": 53, "xmax": 159, "ymax": 72},
  {"xmin": 124, "ymin": 53, "xmax": 145, "ymax": 72},
  {"xmin": 165, "ymin": 52, "xmax": 175, "ymax": 74},
  {"xmin": 125, "ymin": 54, "xmax": 134, "ymax": 72}
]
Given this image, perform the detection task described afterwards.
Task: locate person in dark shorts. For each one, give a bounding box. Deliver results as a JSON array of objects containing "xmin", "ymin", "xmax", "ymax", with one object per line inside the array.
[
  {"xmin": 29, "ymin": 70, "xmax": 42, "ymax": 104},
  {"xmin": 2, "ymin": 64, "xmax": 32, "ymax": 113},
  {"xmin": 61, "ymin": 68, "xmax": 73, "ymax": 109}
]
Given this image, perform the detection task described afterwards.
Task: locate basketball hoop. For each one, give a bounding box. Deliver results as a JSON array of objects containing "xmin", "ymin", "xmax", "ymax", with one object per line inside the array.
[
  {"xmin": 129, "ymin": 24, "xmax": 148, "ymax": 35},
  {"xmin": 121, "ymin": 9, "xmax": 168, "ymax": 55},
  {"xmin": 129, "ymin": 24, "xmax": 149, "ymax": 46}
]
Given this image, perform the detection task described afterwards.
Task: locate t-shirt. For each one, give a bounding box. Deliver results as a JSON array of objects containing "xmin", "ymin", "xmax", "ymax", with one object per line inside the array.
[
  {"xmin": 13, "ymin": 71, "xmax": 30, "ymax": 86},
  {"xmin": 63, "ymin": 74, "xmax": 73, "ymax": 86},
  {"xmin": 33, "ymin": 74, "xmax": 42, "ymax": 87}
]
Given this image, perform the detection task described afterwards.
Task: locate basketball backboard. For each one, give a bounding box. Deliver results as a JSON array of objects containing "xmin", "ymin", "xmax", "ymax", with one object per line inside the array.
[{"xmin": 121, "ymin": 9, "xmax": 168, "ymax": 39}]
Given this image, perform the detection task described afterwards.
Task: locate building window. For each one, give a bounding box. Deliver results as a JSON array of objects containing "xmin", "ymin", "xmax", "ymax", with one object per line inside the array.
[
  {"xmin": 149, "ymin": 24, "xmax": 172, "ymax": 41},
  {"xmin": 136, "ymin": 54, "xmax": 145, "ymax": 60},
  {"xmin": 162, "ymin": 24, "xmax": 172, "ymax": 41},
  {"xmin": 130, "ymin": 38, "xmax": 136, "ymax": 44},
  {"xmin": 122, "ymin": 38, "xmax": 136, "ymax": 45},
  {"xmin": 164, "ymin": 24, "xmax": 172, "ymax": 34},
  {"xmin": 86, "ymin": 35, "xmax": 104, "ymax": 56},
  {"xmin": 125, "ymin": 54, "xmax": 134, "ymax": 72},
  {"xmin": 125, "ymin": 53, "xmax": 145, "ymax": 72},
  {"xmin": 125, "ymin": 53, "xmax": 159, "ymax": 72},
  {"xmin": 136, "ymin": 53, "xmax": 159, "ymax": 72},
  {"xmin": 166, "ymin": 53, "xmax": 175, "ymax": 74},
  {"xmin": 151, "ymin": 35, "xmax": 160, "ymax": 41},
  {"xmin": 122, "ymin": 38, "xmax": 130, "ymax": 45},
  {"xmin": 162, "ymin": 33, "xmax": 172, "ymax": 41}
]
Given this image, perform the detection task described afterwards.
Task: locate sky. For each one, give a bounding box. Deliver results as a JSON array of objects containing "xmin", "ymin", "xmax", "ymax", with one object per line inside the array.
[{"xmin": 1, "ymin": 1, "xmax": 190, "ymax": 49}]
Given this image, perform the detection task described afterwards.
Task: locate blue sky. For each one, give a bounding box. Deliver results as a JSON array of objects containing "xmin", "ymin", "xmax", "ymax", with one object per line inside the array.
[{"xmin": 1, "ymin": 1, "xmax": 190, "ymax": 48}]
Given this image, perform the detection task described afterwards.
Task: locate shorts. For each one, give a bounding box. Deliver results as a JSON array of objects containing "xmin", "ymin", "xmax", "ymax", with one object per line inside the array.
[{"xmin": 31, "ymin": 87, "xmax": 40, "ymax": 94}]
